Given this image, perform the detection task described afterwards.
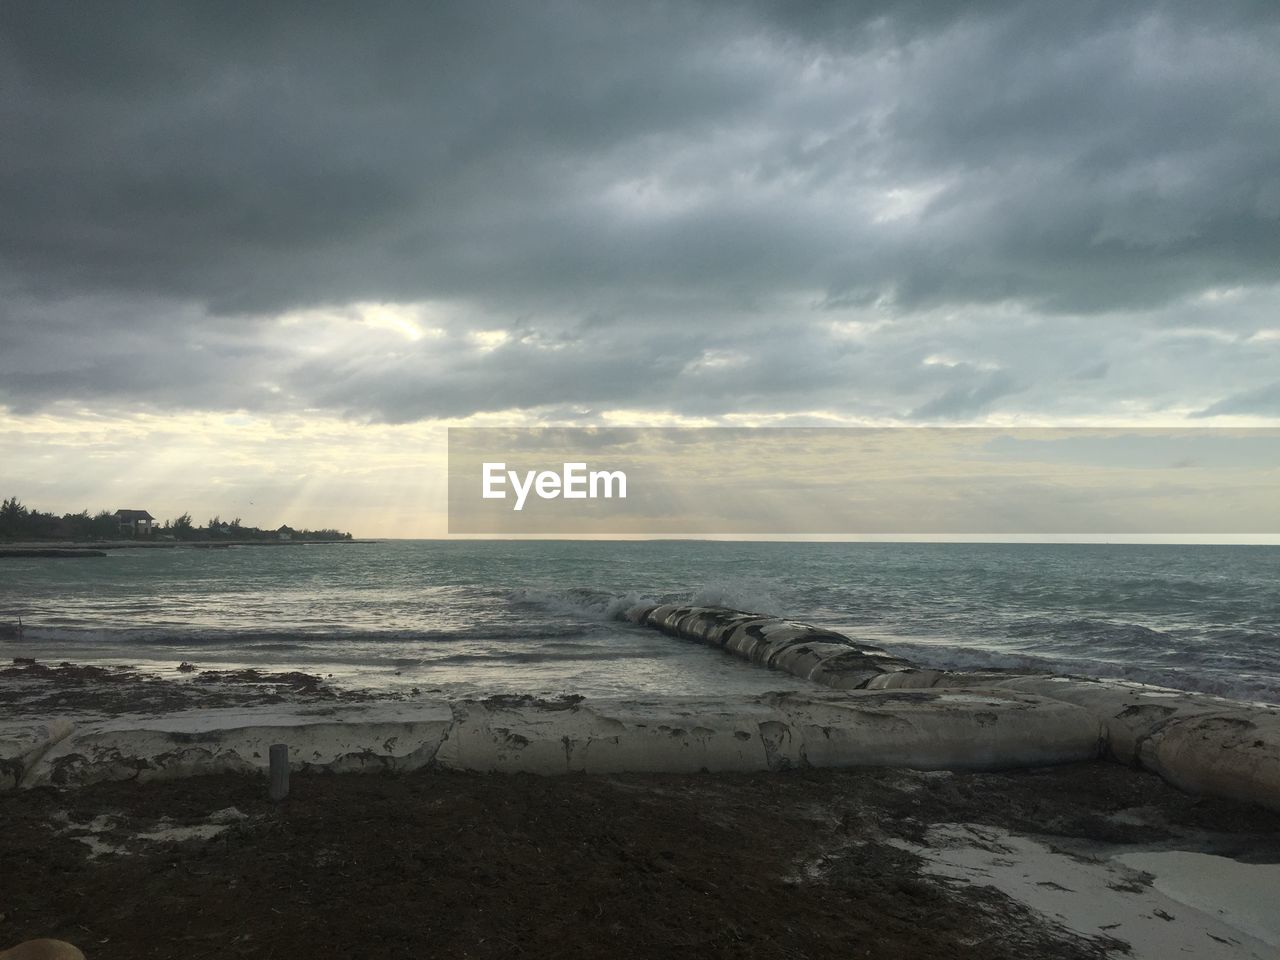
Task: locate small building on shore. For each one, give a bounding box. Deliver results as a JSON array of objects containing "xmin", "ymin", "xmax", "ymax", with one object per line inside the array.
[
  {"xmin": 113, "ymin": 509, "xmax": 155, "ymax": 536},
  {"xmin": 277, "ymin": 525, "xmax": 295, "ymax": 541}
]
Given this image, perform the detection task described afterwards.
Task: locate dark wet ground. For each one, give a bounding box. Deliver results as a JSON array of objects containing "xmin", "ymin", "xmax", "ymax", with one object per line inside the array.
[
  {"xmin": 0, "ymin": 660, "xmax": 378, "ymax": 716},
  {"xmin": 3, "ymin": 761, "xmax": 1278, "ymax": 960}
]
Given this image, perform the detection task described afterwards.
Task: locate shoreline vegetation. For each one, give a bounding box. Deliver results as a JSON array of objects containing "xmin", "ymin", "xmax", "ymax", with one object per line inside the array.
[{"xmin": 0, "ymin": 496, "xmax": 355, "ymax": 550}]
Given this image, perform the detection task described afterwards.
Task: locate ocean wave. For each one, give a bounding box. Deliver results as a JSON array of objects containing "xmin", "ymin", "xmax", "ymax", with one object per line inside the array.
[
  {"xmin": 507, "ymin": 581, "xmax": 789, "ymax": 622},
  {"xmin": 688, "ymin": 581, "xmax": 786, "ymax": 617},
  {"xmin": 874, "ymin": 640, "xmax": 1280, "ymax": 705},
  {"xmin": 1003, "ymin": 617, "xmax": 1180, "ymax": 648},
  {"xmin": 507, "ymin": 586, "xmax": 656, "ymax": 621},
  {"xmin": 11, "ymin": 622, "xmax": 595, "ymax": 647}
]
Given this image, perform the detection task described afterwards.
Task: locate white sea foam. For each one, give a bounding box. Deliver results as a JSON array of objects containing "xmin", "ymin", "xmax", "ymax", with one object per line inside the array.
[
  {"xmin": 507, "ymin": 586, "xmax": 656, "ymax": 621},
  {"xmin": 688, "ymin": 580, "xmax": 787, "ymax": 617}
]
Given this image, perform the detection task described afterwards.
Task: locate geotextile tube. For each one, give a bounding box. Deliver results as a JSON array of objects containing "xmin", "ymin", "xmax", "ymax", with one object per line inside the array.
[
  {"xmin": 628, "ymin": 604, "xmax": 1280, "ymax": 813},
  {"xmin": 1, "ymin": 694, "xmax": 1100, "ymax": 789},
  {"xmin": 626, "ymin": 604, "xmax": 921, "ymax": 689},
  {"xmin": 2, "ymin": 607, "xmax": 1274, "ymax": 812}
]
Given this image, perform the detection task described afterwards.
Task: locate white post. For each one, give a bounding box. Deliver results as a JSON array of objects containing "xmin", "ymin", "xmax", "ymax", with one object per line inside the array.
[{"xmin": 268, "ymin": 743, "xmax": 289, "ymax": 801}]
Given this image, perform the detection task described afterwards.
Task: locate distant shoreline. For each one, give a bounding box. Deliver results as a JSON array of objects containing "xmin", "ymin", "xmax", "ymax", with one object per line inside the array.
[
  {"xmin": 0, "ymin": 539, "xmax": 378, "ymax": 557},
  {"xmin": 0, "ymin": 548, "xmax": 108, "ymax": 558}
]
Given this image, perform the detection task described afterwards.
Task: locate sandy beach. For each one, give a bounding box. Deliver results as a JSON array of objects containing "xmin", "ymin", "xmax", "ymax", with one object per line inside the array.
[{"xmin": 3, "ymin": 658, "xmax": 1279, "ymax": 959}]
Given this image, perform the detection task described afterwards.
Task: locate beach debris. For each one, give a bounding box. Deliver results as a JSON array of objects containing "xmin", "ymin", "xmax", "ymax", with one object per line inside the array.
[
  {"xmin": 1, "ymin": 661, "xmax": 119, "ymax": 684},
  {"xmin": 192, "ymin": 668, "xmax": 335, "ymax": 696},
  {"xmin": 49, "ymin": 806, "xmax": 254, "ymax": 859},
  {"xmin": 176, "ymin": 661, "xmax": 197, "ymax": 673},
  {"xmin": 209, "ymin": 806, "xmax": 249, "ymax": 824}
]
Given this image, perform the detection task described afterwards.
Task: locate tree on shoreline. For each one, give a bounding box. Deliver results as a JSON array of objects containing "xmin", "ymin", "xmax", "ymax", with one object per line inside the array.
[
  {"xmin": 0, "ymin": 497, "xmax": 28, "ymax": 535},
  {"xmin": 172, "ymin": 513, "xmax": 195, "ymax": 540},
  {"xmin": 0, "ymin": 496, "xmax": 352, "ymax": 542}
]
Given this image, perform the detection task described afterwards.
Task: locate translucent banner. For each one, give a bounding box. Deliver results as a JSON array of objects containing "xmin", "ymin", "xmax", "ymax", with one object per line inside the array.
[{"xmin": 447, "ymin": 428, "xmax": 1280, "ymax": 535}]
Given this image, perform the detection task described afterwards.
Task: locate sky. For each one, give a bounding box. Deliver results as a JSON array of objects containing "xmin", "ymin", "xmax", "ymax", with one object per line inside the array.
[{"xmin": 1, "ymin": 1, "xmax": 1278, "ymax": 536}]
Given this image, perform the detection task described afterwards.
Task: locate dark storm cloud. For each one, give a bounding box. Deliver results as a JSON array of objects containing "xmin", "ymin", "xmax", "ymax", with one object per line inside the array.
[{"xmin": 1, "ymin": 0, "xmax": 1278, "ymax": 422}]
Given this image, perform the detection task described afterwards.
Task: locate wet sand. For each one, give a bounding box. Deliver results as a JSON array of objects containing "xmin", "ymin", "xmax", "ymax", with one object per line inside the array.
[{"xmin": 0, "ymin": 660, "xmax": 383, "ymax": 718}]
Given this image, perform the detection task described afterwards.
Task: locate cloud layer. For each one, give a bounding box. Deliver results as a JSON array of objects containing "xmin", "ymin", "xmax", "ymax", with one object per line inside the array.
[{"xmin": 2, "ymin": 0, "xmax": 1278, "ymax": 425}]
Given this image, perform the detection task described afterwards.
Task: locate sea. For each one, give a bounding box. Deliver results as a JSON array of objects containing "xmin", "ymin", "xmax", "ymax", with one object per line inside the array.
[{"xmin": 2, "ymin": 541, "xmax": 1277, "ymax": 704}]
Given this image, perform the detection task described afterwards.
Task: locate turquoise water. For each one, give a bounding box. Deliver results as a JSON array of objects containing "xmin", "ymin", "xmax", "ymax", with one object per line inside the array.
[{"xmin": 2, "ymin": 541, "xmax": 1277, "ymax": 701}]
